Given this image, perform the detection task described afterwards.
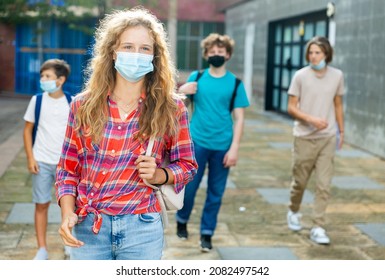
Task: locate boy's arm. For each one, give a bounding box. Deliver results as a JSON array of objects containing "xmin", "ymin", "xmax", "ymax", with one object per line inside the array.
[
  {"xmin": 223, "ymin": 107, "xmax": 245, "ymax": 168},
  {"xmin": 287, "ymin": 95, "xmax": 328, "ymax": 130},
  {"xmin": 334, "ymin": 95, "xmax": 344, "ymax": 149},
  {"xmin": 23, "ymin": 121, "xmax": 39, "ymax": 174},
  {"xmin": 178, "ymin": 82, "xmax": 197, "ymax": 95}
]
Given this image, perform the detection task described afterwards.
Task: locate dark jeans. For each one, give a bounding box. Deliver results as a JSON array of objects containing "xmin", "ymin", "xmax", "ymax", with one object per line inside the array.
[{"xmin": 176, "ymin": 142, "xmax": 229, "ymax": 236}]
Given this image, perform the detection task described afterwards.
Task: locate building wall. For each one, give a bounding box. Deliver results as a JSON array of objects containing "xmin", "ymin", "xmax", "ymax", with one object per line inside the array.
[
  {"xmin": 225, "ymin": 0, "xmax": 385, "ymax": 158},
  {"xmin": 114, "ymin": 0, "xmax": 226, "ymax": 21},
  {"xmin": 1, "ymin": 0, "xmax": 239, "ymax": 96},
  {"xmin": 336, "ymin": 0, "xmax": 385, "ymax": 159}
]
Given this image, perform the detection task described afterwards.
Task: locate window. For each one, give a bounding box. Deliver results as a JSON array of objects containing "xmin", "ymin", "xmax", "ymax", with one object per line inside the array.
[{"xmin": 177, "ymin": 21, "xmax": 224, "ymax": 71}]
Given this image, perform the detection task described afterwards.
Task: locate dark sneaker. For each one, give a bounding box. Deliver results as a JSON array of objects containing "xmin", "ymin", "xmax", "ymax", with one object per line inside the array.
[
  {"xmin": 200, "ymin": 235, "xmax": 212, "ymax": 252},
  {"xmin": 177, "ymin": 222, "xmax": 188, "ymax": 240}
]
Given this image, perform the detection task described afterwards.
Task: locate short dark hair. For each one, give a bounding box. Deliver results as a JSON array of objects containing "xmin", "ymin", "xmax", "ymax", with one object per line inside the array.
[
  {"xmin": 201, "ymin": 33, "xmax": 235, "ymax": 58},
  {"xmin": 305, "ymin": 36, "xmax": 333, "ymax": 64},
  {"xmin": 40, "ymin": 59, "xmax": 71, "ymax": 80}
]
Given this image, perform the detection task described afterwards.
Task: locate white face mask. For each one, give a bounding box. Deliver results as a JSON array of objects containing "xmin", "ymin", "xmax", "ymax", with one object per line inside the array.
[
  {"xmin": 40, "ymin": 80, "xmax": 60, "ymax": 93},
  {"xmin": 114, "ymin": 52, "xmax": 154, "ymax": 82}
]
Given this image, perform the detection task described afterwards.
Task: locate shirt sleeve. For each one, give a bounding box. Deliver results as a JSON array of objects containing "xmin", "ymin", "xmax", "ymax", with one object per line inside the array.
[
  {"xmin": 23, "ymin": 96, "xmax": 37, "ymax": 123},
  {"xmin": 55, "ymin": 100, "xmax": 82, "ymax": 203},
  {"xmin": 166, "ymin": 99, "xmax": 198, "ymax": 193},
  {"xmin": 288, "ymin": 71, "xmax": 301, "ymax": 97}
]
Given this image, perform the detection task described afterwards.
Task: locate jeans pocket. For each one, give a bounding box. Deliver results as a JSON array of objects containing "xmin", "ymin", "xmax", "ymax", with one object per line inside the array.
[{"xmin": 139, "ymin": 213, "xmax": 161, "ymax": 223}]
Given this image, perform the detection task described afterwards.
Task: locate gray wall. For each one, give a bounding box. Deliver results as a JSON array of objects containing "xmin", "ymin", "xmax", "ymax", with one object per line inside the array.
[{"xmin": 225, "ymin": 0, "xmax": 385, "ymax": 158}]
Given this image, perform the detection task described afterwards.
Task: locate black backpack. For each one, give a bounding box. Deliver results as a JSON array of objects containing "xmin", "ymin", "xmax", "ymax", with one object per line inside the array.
[{"xmin": 189, "ymin": 70, "xmax": 241, "ymax": 112}]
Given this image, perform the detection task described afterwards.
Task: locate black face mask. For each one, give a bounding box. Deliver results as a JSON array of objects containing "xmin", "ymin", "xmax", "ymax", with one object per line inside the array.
[{"xmin": 207, "ymin": 55, "xmax": 226, "ymax": 68}]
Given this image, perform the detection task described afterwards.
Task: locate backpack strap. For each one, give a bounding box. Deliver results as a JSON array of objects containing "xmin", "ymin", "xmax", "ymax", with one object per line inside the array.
[
  {"xmin": 64, "ymin": 91, "xmax": 72, "ymax": 105},
  {"xmin": 230, "ymin": 78, "xmax": 241, "ymax": 112},
  {"xmin": 189, "ymin": 70, "xmax": 204, "ymax": 104},
  {"xmin": 32, "ymin": 93, "xmax": 43, "ymax": 145},
  {"xmin": 195, "ymin": 70, "xmax": 204, "ymax": 82}
]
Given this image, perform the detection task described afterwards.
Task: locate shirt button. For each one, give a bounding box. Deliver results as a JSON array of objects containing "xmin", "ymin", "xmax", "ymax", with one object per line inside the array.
[
  {"xmin": 102, "ymin": 171, "xmax": 106, "ymax": 175},
  {"xmin": 111, "ymin": 149, "xmax": 115, "ymax": 154},
  {"xmin": 118, "ymin": 126, "xmax": 121, "ymax": 130},
  {"xmin": 90, "ymin": 192, "xmax": 94, "ymax": 196}
]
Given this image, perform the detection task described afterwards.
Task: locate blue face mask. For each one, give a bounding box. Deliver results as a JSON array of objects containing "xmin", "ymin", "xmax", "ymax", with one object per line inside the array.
[
  {"xmin": 114, "ymin": 52, "xmax": 154, "ymax": 83},
  {"xmin": 40, "ymin": 80, "xmax": 61, "ymax": 93},
  {"xmin": 310, "ymin": 59, "xmax": 326, "ymax": 71}
]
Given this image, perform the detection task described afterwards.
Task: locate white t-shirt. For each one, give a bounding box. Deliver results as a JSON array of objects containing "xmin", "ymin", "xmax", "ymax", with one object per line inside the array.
[
  {"xmin": 288, "ymin": 65, "xmax": 344, "ymax": 139},
  {"xmin": 24, "ymin": 92, "xmax": 71, "ymax": 164}
]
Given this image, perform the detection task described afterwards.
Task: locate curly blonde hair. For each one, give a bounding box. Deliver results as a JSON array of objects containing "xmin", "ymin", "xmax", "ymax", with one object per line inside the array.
[
  {"xmin": 201, "ymin": 33, "xmax": 235, "ymax": 58},
  {"xmin": 76, "ymin": 7, "xmax": 179, "ymax": 143}
]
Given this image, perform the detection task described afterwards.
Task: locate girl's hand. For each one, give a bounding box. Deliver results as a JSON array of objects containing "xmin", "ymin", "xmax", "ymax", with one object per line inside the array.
[
  {"xmin": 58, "ymin": 212, "xmax": 84, "ymax": 248},
  {"xmin": 135, "ymin": 155, "xmax": 157, "ymax": 181}
]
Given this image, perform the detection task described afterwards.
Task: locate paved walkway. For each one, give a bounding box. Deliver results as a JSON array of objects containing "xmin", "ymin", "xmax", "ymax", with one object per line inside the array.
[{"xmin": 0, "ymin": 96, "xmax": 385, "ymax": 260}]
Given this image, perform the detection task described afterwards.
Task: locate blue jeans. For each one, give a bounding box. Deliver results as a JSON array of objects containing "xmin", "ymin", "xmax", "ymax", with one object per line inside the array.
[
  {"xmin": 71, "ymin": 212, "xmax": 163, "ymax": 260},
  {"xmin": 176, "ymin": 142, "xmax": 230, "ymax": 236}
]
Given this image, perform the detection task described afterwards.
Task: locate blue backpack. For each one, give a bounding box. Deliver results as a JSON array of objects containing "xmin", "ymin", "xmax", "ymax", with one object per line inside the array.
[{"xmin": 32, "ymin": 92, "xmax": 72, "ymax": 145}]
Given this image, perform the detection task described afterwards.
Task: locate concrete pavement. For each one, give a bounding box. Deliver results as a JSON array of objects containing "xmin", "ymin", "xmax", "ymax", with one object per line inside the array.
[{"xmin": 1, "ymin": 96, "xmax": 385, "ymax": 260}]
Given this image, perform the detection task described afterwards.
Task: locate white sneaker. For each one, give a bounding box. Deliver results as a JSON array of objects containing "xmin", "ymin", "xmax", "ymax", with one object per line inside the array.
[
  {"xmin": 310, "ymin": 227, "xmax": 330, "ymax": 245},
  {"xmin": 33, "ymin": 247, "xmax": 48, "ymax": 260},
  {"xmin": 287, "ymin": 210, "xmax": 302, "ymax": 231}
]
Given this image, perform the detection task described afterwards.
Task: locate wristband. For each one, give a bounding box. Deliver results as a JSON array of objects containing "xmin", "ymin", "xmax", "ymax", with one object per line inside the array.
[{"xmin": 159, "ymin": 168, "xmax": 169, "ymax": 185}]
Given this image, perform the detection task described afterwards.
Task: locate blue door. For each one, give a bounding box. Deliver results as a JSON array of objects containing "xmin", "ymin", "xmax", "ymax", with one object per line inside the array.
[{"xmin": 15, "ymin": 19, "xmax": 94, "ymax": 96}]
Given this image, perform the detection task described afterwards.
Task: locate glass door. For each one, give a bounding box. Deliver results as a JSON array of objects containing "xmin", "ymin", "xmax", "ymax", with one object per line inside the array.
[{"xmin": 266, "ymin": 11, "xmax": 328, "ymax": 114}]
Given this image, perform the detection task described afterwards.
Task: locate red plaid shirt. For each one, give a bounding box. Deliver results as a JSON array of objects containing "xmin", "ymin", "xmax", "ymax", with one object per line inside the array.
[{"xmin": 56, "ymin": 93, "xmax": 197, "ymax": 233}]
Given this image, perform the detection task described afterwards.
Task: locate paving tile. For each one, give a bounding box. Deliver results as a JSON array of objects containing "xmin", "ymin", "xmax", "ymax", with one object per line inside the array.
[
  {"xmin": 336, "ymin": 149, "xmax": 374, "ymax": 158},
  {"xmin": 200, "ymin": 174, "xmax": 236, "ymax": 189},
  {"xmin": 244, "ymin": 119, "xmax": 266, "ymax": 127},
  {"xmin": 262, "ymin": 111, "xmax": 293, "ymax": 125},
  {"xmin": 355, "ymin": 223, "xmax": 385, "ymax": 246},
  {"xmin": 268, "ymin": 142, "xmax": 292, "ymax": 149},
  {"xmin": 332, "ymin": 176, "xmax": 385, "ymax": 190},
  {"xmin": 0, "ymin": 231, "xmax": 22, "ymax": 249},
  {"xmin": 256, "ymin": 188, "xmax": 314, "ymax": 204},
  {"xmin": 5, "ymin": 203, "xmax": 61, "ymax": 224},
  {"xmin": 255, "ymin": 128, "xmax": 284, "ymax": 134},
  {"xmin": 326, "ymin": 203, "xmax": 371, "ymax": 213},
  {"xmin": 217, "ymin": 246, "xmax": 298, "ymax": 260}
]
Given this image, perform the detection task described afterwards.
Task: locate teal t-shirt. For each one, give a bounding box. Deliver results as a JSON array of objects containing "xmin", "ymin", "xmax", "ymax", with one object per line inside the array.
[{"xmin": 187, "ymin": 69, "xmax": 249, "ymax": 150}]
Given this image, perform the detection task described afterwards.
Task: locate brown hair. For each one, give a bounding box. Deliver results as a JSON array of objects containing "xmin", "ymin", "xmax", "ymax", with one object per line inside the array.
[
  {"xmin": 40, "ymin": 59, "xmax": 71, "ymax": 80},
  {"xmin": 305, "ymin": 36, "xmax": 333, "ymax": 63},
  {"xmin": 201, "ymin": 33, "xmax": 235, "ymax": 58}
]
